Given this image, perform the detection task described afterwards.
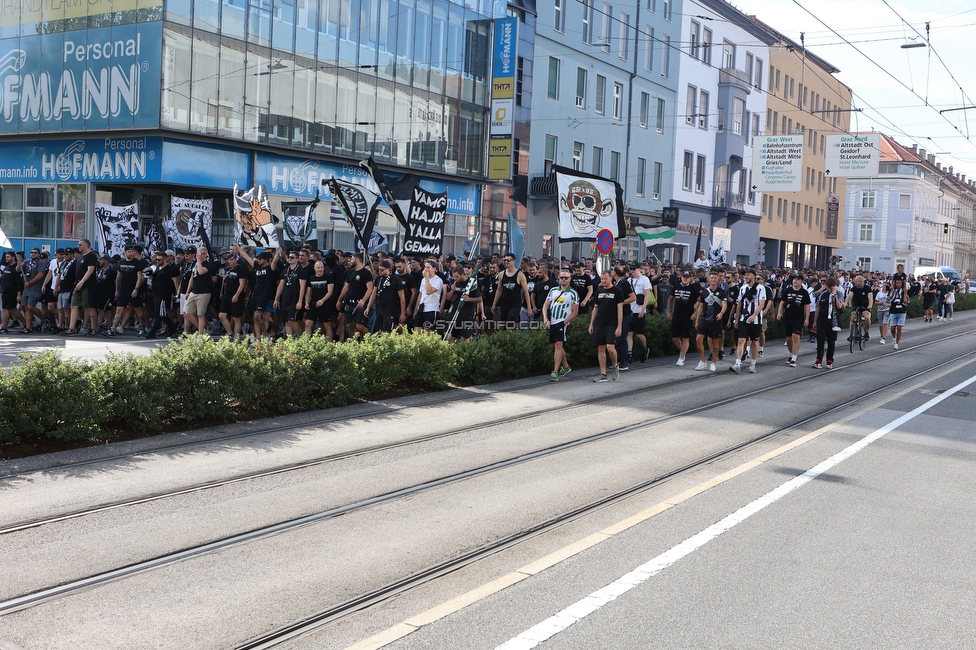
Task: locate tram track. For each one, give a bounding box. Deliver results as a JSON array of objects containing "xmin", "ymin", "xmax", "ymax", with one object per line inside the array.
[
  {"xmin": 1, "ymin": 328, "xmax": 969, "ymax": 538},
  {"xmin": 0, "ymin": 341, "xmax": 971, "ymax": 620}
]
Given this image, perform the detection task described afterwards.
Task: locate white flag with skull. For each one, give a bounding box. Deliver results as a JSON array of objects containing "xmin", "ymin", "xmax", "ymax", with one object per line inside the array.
[{"xmin": 554, "ymin": 165, "xmax": 626, "ymax": 242}]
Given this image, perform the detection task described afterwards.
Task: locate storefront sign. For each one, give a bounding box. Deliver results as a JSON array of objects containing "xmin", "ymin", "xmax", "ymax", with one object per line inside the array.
[
  {"xmin": 0, "ymin": 21, "xmax": 162, "ymax": 133},
  {"xmin": 0, "ymin": 0, "xmax": 162, "ymax": 28},
  {"xmin": 826, "ymin": 196, "xmax": 839, "ymax": 240},
  {"xmin": 254, "ymin": 152, "xmax": 480, "ymax": 215},
  {"xmin": 487, "ymin": 17, "xmax": 517, "ymax": 181},
  {"xmin": 0, "ymin": 136, "xmax": 162, "ymax": 182}
]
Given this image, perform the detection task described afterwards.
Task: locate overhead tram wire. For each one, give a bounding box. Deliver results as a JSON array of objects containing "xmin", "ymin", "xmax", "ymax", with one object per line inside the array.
[{"xmin": 791, "ymin": 0, "xmax": 976, "ymax": 155}]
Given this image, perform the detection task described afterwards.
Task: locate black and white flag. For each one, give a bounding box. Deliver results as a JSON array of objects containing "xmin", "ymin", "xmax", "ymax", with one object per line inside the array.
[
  {"xmin": 94, "ymin": 202, "xmax": 139, "ymax": 257},
  {"xmin": 359, "ymin": 156, "xmax": 419, "ymax": 229},
  {"xmin": 403, "ymin": 186, "xmax": 447, "ymax": 256},
  {"xmin": 282, "ymin": 189, "xmax": 321, "ymax": 249},
  {"xmin": 554, "ymin": 165, "xmax": 626, "ymax": 242},
  {"xmin": 326, "ymin": 177, "xmax": 381, "ymax": 250},
  {"xmin": 168, "ymin": 197, "xmax": 213, "ymax": 252}
]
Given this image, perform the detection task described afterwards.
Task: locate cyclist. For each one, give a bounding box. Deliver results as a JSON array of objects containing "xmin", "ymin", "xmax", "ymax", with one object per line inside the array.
[{"xmin": 844, "ymin": 274, "xmax": 873, "ymax": 341}]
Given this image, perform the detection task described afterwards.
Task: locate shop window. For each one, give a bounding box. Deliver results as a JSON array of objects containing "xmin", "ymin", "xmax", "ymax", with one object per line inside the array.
[{"xmin": 59, "ymin": 185, "xmax": 88, "ymax": 241}]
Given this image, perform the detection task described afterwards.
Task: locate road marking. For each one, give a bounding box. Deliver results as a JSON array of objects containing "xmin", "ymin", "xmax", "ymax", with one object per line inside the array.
[
  {"xmin": 344, "ymin": 360, "xmax": 973, "ymax": 650},
  {"xmin": 496, "ymin": 371, "xmax": 976, "ymax": 650}
]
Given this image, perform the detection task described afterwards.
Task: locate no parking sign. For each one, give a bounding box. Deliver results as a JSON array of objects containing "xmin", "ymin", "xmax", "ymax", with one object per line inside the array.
[{"xmin": 596, "ymin": 229, "xmax": 614, "ymax": 254}]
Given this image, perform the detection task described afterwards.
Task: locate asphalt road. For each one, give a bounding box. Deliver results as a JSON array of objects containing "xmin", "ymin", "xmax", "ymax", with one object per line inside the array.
[{"xmin": 0, "ymin": 315, "xmax": 973, "ymax": 650}]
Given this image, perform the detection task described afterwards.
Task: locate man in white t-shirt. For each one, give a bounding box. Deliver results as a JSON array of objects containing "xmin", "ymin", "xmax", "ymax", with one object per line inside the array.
[
  {"xmin": 626, "ymin": 265, "xmax": 652, "ymax": 364},
  {"xmin": 415, "ymin": 259, "xmax": 444, "ymax": 331}
]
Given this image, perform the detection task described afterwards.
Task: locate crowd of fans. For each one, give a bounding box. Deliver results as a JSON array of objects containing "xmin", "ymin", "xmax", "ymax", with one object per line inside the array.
[{"xmin": 0, "ymin": 242, "xmax": 967, "ymax": 361}]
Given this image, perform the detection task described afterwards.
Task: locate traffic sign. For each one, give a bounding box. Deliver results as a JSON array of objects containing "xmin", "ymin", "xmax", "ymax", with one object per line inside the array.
[{"xmin": 595, "ymin": 229, "xmax": 614, "ymax": 254}]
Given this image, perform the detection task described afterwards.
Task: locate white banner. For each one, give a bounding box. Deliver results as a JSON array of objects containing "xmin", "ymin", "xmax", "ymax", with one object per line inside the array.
[
  {"xmin": 168, "ymin": 197, "xmax": 213, "ymax": 252},
  {"xmin": 824, "ymin": 133, "xmax": 880, "ymax": 178},
  {"xmin": 233, "ymin": 184, "xmax": 279, "ymax": 249},
  {"xmin": 555, "ymin": 167, "xmax": 624, "ymax": 242},
  {"xmin": 753, "ymin": 135, "xmax": 804, "ymax": 192},
  {"xmin": 94, "ymin": 202, "xmax": 139, "ymax": 257}
]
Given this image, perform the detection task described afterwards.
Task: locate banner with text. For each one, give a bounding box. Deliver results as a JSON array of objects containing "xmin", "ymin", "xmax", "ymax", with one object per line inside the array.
[
  {"xmin": 169, "ymin": 197, "xmax": 212, "ymax": 252},
  {"xmin": 403, "ymin": 187, "xmax": 448, "ymax": 255},
  {"xmin": 94, "ymin": 202, "xmax": 139, "ymax": 257}
]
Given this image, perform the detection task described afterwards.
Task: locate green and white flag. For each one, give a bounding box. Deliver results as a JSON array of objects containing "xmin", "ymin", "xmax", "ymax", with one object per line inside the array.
[{"xmin": 635, "ymin": 225, "xmax": 676, "ymax": 247}]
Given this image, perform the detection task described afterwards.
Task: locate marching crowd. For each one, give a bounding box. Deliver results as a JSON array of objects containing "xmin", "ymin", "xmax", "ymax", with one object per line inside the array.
[{"xmin": 0, "ymin": 242, "xmax": 967, "ymax": 378}]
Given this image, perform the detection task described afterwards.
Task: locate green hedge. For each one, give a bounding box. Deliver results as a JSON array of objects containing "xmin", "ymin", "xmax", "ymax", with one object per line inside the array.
[{"xmin": 1, "ymin": 295, "xmax": 971, "ymax": 445}]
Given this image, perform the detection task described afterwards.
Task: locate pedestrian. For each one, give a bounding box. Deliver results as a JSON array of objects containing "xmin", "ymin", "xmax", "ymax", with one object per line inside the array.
[
  {"xmin": 776, "ymin": 274, "xmax": 811, "ymax": 367},
  {"xmin": 19, "ymin": 247, "xmax": 47, "ymax": 333},
  {"xmin": 543, "ymin": 269, "xmax": 579, "ymax": 381},
  {"xmin": 729, "ymin": 268, "xmax": 767, "ymax": 374},
  {"xmin": 668, "ymin": 269, "xmax": 700, "ymax": 367},
  {"xmin": 612, "ymin": 266, "xmax": 636, "ymax": 370},
  {"xmin": 812, "ymin": 277, "xmax": 843, "ymax": 369},
  {"xmin": 444, "ymin": 263, "xmax": 481, "ymax": 341},
  {"xmin": 626, "ymin": 263, "xmax": 653, "ymax": 364},
  {"xmin": 589, "ymin": 270, "xmax": 623, "ymax": 382},
  {"xmin": 367, "ymin": 259, "xmax": 407, "ymax": 333},
  {"xmin": 694, "ymin": 268, "xmax": 727, "ymax": 372},
  {"xmin": 875, "ymin": 282, "xmax": 890, "ymax": 345},
  {"xmin": 275, "ymin": 249, "xmax": 309, "ymax": 338},
  {"xmin": 146, "ymin": 250, "xmax": 180, "ymax": 339},
  {"xmin": 304, "ymin": 260, "xmax": 335, "ymax": 338},
  {"xmin": 887, "ymin": 277, "xmax": 907, "ymax": 350},
  {"xmin": 921, "ymin": 277, "xmax": 936, "ymax": 322}
]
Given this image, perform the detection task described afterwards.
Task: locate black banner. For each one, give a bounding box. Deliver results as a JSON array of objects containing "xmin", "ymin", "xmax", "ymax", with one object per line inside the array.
[
  {"xmin": 826, "ymin": 197, "xmax": 839, "ymax": 240},
  {"xmin": 661, "ymin": 207, "xmax": 679, "ymax": 229},
  {"xmin": 403, "ymin": 186, "xmax": 448, "ymax": 256},
  {"xmin": 327, "ymin": 177, "xmax": 381, "ymax": 250}
]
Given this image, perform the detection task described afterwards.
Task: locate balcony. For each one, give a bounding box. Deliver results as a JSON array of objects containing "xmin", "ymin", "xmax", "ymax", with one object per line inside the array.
[
  {"xmin": 719, "ymin": 67, "xmax": 751, "ymax": 92},
  {"xmin": 892, "ymin": 240, "xmax": 913, "ymax": 252},
  {"xmin": 530, "ymin": 174, "xmax": 558, "ymax": 199}
]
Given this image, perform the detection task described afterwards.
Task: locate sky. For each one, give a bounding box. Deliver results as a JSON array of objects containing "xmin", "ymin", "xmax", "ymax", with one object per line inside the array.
[{"xmin": 726, "ymin": 0, "xmax": 976, "ymax": 177}]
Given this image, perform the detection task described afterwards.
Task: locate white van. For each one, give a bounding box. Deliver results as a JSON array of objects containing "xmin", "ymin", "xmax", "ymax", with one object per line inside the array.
[{"xmin": 912, "ymin": 265, "xmax": 962, "ymax": 282}]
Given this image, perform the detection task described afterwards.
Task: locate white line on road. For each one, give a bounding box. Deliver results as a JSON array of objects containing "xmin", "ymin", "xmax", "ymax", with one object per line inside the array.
[{"xmin": 496, "ymin": 372, "xmax": 976, "ymax": 650}]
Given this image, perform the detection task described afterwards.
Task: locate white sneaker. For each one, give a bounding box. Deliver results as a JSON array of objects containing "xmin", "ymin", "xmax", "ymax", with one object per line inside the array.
[
  {"xmin": 115, "ymin": 326, "xmax": 124, "ymax": 335},
  {"xmin": 832, "ymin": 325, "xmax": 842, "ymax": 332},
  {"xmin": 694, "ymin": 360, "xmax": 706, "ymax": 371},
  {"xmin": 709, "ymin": 363, "xmax": 716, "ymax": 372},
  {"xmin": 676, "ymin": 358, "xmax": 685, "ymax": 366},
  {"xmin": 748, "ymin": 365, "xmax": 757, "ymax": 373},
  {"xmin": 893, "ymin": 343, "xmax": 899, "ymax": 350},
  {"xmin": 880, "ymin": 338, "xmax": 885, "ymax": 345}
]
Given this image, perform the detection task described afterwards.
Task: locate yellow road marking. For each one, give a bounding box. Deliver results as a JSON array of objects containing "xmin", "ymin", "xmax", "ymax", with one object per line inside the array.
[{"xmin": 344, "ymin": 359, "xmax": 970, "ymax": 650}]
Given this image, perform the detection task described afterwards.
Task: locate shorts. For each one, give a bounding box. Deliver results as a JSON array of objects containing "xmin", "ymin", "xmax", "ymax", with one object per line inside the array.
[
  {"xmin": 42, "ymin": 288, "xmax": 56, "ymax": 304},
  {"xmin": 782, "ymin": 315, "xmax": 804, "ymax": 336},
  {"xmin": 0, "ymin": 292, "xmax": 17, "ymax": 310},
  {"xmin": 346, "ymin": 306, "xmax": 367, "ymax": 325},
  {"xmin": 58, "ymin": 292, "xmax": 72, "ymax": 310},
  {"xmin": 306, "ymin": 304, "xmax": 332, "ymax": 323},
  {"xmin": 670, "ymin": 316, "xmax": 694, "ymax": 339},
  {"xmin": 549, "ymin": 321, "xmax": 569, "ymax": 344},
  {"xmin": 283, "ymin": 305, "xmax": 300, "ymax": 322},
  {"xmin": 70, "ymin": 286, "xmax": 92, "ymax": 308},
  {"xmin": 495, "ymin": 304, "xmax": 522, "ymax": 327},
  {"xmin": 22, "ymin": 293, "xmax": 42, "ymax": 308},
  {"xmin": 696, "ymin": 320, "xmax": 723, "ymax": 340},
  {"xmin": 888, "ymin": 312, "xmax": 906, "ymax": 327},
  {"xmin": 414, "ymin": 308, "xmax": 438, "ymax": 330},
  {"xmin": 219, "ymin": 296, "xmax": 246, "ymax": 318},
  {"xmin": 376, "ymin": 312, "xmax": 398, "ymax": 333},
  {"xmin": 591, "ymin": 324, "xmax": 617, "ymax": 347},
  {"xmin": 877, "ymin": 310, "xmax": 890, "ymax": 326},
  {"xmin": 116, "ymin": 292, "xmax": 144, "ymax": 309},
  {"xmin": 737, "ymin": 321, "xmax": 762, "ymax": 341},
  {"xmin": 185, "ymin": 292, "xmax": 210, "ymax": 316},
  {"xmin": 630, "ymin": 312, "xmax": 646, "ymax": 335}
]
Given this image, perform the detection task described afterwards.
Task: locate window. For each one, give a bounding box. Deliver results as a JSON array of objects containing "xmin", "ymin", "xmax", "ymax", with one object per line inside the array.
[
  {"xmin": 639, "ymin": 92, "xmax": 649, "ymax": 128},
  {"xmin": 582, "ymin": 0, "xmax": 592, "ymax": 43},
  {"xmin": 899, "ymin": 194, "xmax": 911, "ymax": 210},
  {"xmin": 717, "ymin": 107, "xmax": 725, "ymax": 132},
  {"xmin": 663, "ymin": 0, "xmax": 671, "ymax": 20},
  {"xmin": 771, "ymin": 111, "xmax": 777, "ymax": 135},
  {"xmin": 662, "ymin": 35, "xmax": 670, "ymax": 77},
  {"xmin": 645, "ymin": 27, "xmax": 654, "ymax": 71},
  {"xmin": 789, "ymin": 76, "xmax": 795, "ymax": 98},
  {"xmin": 698, "ymin": 91, "xmax": 708, "ymax": 129},
  {"xmin": 702, "ymin": 29, "xmax": 712, "ymax": 65},
  {"xmin": 600, "ymin": 3, "xmax": 612, "ymax": 51},
  {"xmin": 576, "ymin": 68, "xmax": 587, "ymax": 108},
  {"xmin": 543, "ymin": 136, "xmax": 559, "ymax": 176},
  {"xmin": 753, "ymin": 114, "xmax": 760, "ymax": 138},
  {"xmin": 656, "ymin": 98, "xmax": 665, "ymax": 132},
  {"xmin": 686, "ymin": 85, "xmax": 697, "ymax": 124},
  {"xmin": 689, "ymin": 21, "xmax": 700, "ymax": 58},
  {"xmin": 817, "ymin": 171, "xmax": 823, "ymax": 194},
  {"xmin": 745, "ymin": 52, "xmax": 753, "ymax": 80},
  {"xmin": 859, "ymin": 223, "xmax": 873, "ymax": 241},
  {"xmin": 862, "ymin": 190, "xmax": 876, "ymax": 209},
  {"xmin": 722, "ymin": 40, "xmax": 734, "ymax": 68},
  {"xmin": 653, "ymin": 162, "xmax": 663, "ymax": 199},
  {"xmin": 695, "ymin": 155, "xmax": 706, "ymax": 193},
  {"xmin": 620, "ymin": 12, "xmax": 630, "ymax": 60},
  {"xmin": 732, "ymin": 97, "xmax": 746, "ymax": 135},
  {"xmin": 592, "ymin": 146, "xmax": 604, "ymax": 176},
  {"xmin": 748, "ymin": 170, "xmax": 755, "ymax": 203},
  {"xmin": 547, "ymin": 57, "xmax": 560, "ymax": 99},
  {"xmin": 553, "ymin": 0, "xmax": 564, "ymax": 32},
  {"xmin": 613, "ymin": 83, "xmax": 623, "ymax": 119},
  {"xmin": 682, "ymin": 151, "xmax": 693, "ymax": 190},
  {"xmin": 573, "ymin": 141, "xmax": 584, "ymax": 170},
  {"xmin": 636, "ymin": 157, "xmax": 646, "ymax": 196},
  {"xmin": 856, "ymin": 256, "xmax": 872, "ymax": 270},
  {"xmin": 775, "ymin": 68, "xmax": 780, "ymax": 91},
  {"xmin": 610, "ymin": 151, "xmax": 621, "ymax": 182},
  {"xmin": 743, "ymin": 110, "xmax": 750, "ymax": 144},
  {"xmin": 595, "ymin": 75, "xmax": 606, "ymax": 114},
  {"xmin": 755, "ymin": 58, "xmax": 763, "ymax": 90}
]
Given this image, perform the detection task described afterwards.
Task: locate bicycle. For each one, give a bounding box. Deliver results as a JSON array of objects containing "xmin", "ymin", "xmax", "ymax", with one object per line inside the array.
[{"xmin": 848, "ymin": 307, "xmax": 867, "ymax": 353}]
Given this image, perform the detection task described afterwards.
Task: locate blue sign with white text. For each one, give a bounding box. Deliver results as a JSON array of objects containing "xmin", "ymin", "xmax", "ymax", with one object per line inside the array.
[
  {"xmin": 0, "ymin": 136, "xmax": 163, "ymax": 183},
  {"xmin": 0, "ymin": 21, "xmax": 162, "ymax": 134}
]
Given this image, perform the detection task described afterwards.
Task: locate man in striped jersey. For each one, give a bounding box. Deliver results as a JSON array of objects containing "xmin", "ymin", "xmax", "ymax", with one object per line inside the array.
[
  {"xmin": 730, "ymin": 268, "xmax": 768, "ymax": 374},
  {"xmin": 543, "ymin": 269, "xmax": 580, "ymax": 381}
]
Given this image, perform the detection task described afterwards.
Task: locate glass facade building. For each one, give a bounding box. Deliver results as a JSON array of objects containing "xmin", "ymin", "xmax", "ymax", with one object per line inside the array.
[{"xmin": 0, "ymin": 0, "xmax": 495, "ymax": 253}]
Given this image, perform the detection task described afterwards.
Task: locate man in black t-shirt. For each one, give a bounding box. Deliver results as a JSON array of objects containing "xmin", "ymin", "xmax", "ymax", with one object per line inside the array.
[
  {"xmin": 844, "ymin": 275, "xmax": 874, "ymax": 339},
  {"xmin": 67, "ymin": 238, "xmax": 98, "ymax": 335},
  {"xmin": 589, "ymin": 270, "xmax": 624, "ymax": 382},
  {"xmin": 366, "ymin": 259, "xmax": 406, "ymax": 333},
  {"xmin": 446, "ymin": 264, "xmax": 482, "ymax": 341},
  {"xmin": 776, "ymin": 274, "xmax": 812, "ymax": 367},
  {"xmin": 570, "ymin": 262, "xmax": 594, "ymax": 313},
  {"xmin": 335, "ymin": 253, "xmax": 374, "ymax": 339},
  {"xmin": 111, "ymin": 245, "xmax": 149, "ymax": 336},
  {"xmin": 668, "ymin": 270, "xmax": 701, "ymax": 367},
  {"xmin": 234, "ymin": 246, "xmax": 278, "ymax": 340},
  {"xmin": 275, "ymin": 250, "xmax": 309, "ymax": 337},
  {"xmin": 218, "ymin": 253, "xmax": 248, "ymax": 339},
  {"xmin": 146, "ymin": 250, "xmax": 181, "ymax": 339},
  {"xmin": 184, "ymin": 247, "xmax": 218, "ymax": 335},
  {"xmin": 612, "ymin": 266, "xmax": 636, "ymax": 370}
]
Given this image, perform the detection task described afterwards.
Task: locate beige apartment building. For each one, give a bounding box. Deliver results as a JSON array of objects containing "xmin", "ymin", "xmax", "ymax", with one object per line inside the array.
[{"xmin": 753, "ymin": 21, "xmax": 853, "ymax": 269}]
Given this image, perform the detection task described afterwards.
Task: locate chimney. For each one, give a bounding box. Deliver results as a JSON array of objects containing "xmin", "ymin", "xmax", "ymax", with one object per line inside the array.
[
  {"xmin": 928, "ymin": 154, "xmax": 935, "ymax": 164},
  {"xmin": 918, "ymin": 148, "xmax": 927, "ymax": 159},
  {"xmin": 962, "ymin": 175, "xmax": 966, "ymax": 183},
  {"xmin": 949, "ymin": 166, "xmax": 954, "ymax": 175}
]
